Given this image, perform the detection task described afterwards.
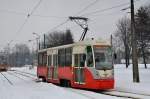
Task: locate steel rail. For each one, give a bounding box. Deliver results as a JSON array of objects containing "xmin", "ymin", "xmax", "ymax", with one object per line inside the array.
[{"xmin": 0, "ymin": 72, "xmax": 13, "ymax": 85}]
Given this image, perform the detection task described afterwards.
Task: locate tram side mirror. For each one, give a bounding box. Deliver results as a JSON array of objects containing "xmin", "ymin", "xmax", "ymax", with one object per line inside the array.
[{"xmin": 113, "ymin": 53, "xmax": 117, "ymax": 60}]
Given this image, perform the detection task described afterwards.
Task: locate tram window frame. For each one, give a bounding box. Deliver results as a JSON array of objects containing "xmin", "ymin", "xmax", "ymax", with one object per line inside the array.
[
  {"xmin": 74, "ymin": 54, "xmax": 78, "ymax": 67},
  {"xmin": 43, "ymin": 54, "xmax": 47, "ymax": 66},
  {"xmin": 65, "ymin": 48, "xmax": 72, "ymax": 66},
  {"xmin": 74, "ymin": 54, "xmax": 86, "ymax": 67},
  {"xmin": 48, "ymin": 55, "xmax": 52, "ymax": 66},
  {"xmin": 80, "ymin": 54, "xmax": 86, "ymax": 67},
  {"xmin": 58, "ymin": 49, "xmax": 65, "ymax": 67},
  {"xmin": 38, "ymin": 53, "xmax": 43, "ymax": 66},
  {"xmin": 53, "ymin": 54, "xmax": 58, "ymax": 66},
  {"xmin": 38, "ymin": 52, "xmax": 47, "ymax": 66},
  {"xmin": 86, "ymin": 46, "xmax": 94, "ymax": 67}
]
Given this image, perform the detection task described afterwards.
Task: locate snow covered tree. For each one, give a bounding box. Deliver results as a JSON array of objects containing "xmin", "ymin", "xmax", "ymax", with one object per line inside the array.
[{"xmin": 114, "ymin": 17, "xmax": 131, "ymax": 67}]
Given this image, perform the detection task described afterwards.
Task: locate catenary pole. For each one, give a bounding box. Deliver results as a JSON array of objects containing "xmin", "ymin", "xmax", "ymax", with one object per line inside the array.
[{"xmin": 131, "ymin": 0, "xmax": 140, "ymax": 82}]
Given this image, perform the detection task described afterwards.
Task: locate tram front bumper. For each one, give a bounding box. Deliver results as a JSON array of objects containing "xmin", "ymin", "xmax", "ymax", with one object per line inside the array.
[{"xmin": 93, "ymin": 79, "xmax": 114, "ymax": 90}]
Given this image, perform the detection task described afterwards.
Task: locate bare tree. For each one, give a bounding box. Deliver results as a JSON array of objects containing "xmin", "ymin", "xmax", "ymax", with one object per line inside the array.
[
  {"xmin": 9, "ymin": 44, "xmax": 32, "ymax": 67},
  {"xmin": 44, "ymin": 29, "xmax": 74, "ymax": 48},
  {"xmin": 114, "ymin": 17, "xmax": 131, "ymax": 67}
]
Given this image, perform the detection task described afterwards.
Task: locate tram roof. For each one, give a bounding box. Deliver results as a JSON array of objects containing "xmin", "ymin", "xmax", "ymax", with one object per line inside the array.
[{"xmin": 38, "ymin": 40, "xmax": 111, "ymax": 53}]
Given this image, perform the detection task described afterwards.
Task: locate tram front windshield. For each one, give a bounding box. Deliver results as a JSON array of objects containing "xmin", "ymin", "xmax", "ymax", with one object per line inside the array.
[{"xmin": 94, "ymin": 46, "xmax": 112, "ymax": 70}]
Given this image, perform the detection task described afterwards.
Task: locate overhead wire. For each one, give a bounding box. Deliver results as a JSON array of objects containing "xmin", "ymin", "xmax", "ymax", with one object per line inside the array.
[
  {"xmin": 44, "ymin": 0, "xmax": 101, "ymax": 39},
  {"xmin": 27, "ymin": 0, "xmax": 42, "ymax": 17},
  {"xmin": 80, "ymin": 2, "xmax": 130, "ymax": 16},
  {"xmin": 80, "ymin": 0, "xmax": 141, "ymax": 17},
  {"xmin": 45, "ymin": 0, "xmax": 100, "ymax": 33},
  {"xmin": 0, "ymin": 9, "xmax": 26, "ymax": 15},
  {"xmin": 0, "ymin": 8, "xmax": 68, "ymax": 19},
  {"xmin": 31, "ymin": 14, "xmax": 67, "ymax": 19},
  {"xmin": 5, "ymin": 0, "xmax": 142, "ymax": 47},
  {"xmin": 75, "ymin": 0, "xmax": 99, "ymax": 16},
  {"xmin": 66, "ymin": 0, "xmax": 101, "ymax": 40},
  {"xmin": 47, "ymin": 19, "xmax": 70, "ymax": 33},
  {"xmin": 3, "ymin": 0, "xmax": 100, "ymax": 44},
  {"xmin": 7, "ymin": 0, "xmax": 42, "ymax": 45},
  {"xmin": 40, "ymin": 1, "xmax": 100, "ymax": 43}
]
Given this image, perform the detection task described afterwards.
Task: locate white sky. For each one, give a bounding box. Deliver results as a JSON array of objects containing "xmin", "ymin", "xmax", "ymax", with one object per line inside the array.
[{"xmin": 0, "ymin": 0, "xmax": 149, "ymax": 50}]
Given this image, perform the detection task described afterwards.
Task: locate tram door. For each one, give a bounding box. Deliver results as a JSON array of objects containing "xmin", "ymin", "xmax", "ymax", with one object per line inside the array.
[
  {"xmin": 74, "ymin": 54, "xmax": 86, "ymax": 84},
  {"xmin": 47, "ymin": 55, "xmax": 52, "ymax": 80},
  {"xmin": 53, "ymin": 54, "xmax": 58, "ymax": 79}
]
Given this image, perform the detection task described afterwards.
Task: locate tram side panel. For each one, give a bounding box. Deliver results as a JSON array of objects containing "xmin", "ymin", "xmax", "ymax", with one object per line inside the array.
[
  {"xmin": 37, "ymin": 66, "xmax": 48, "ymax": 79},
  {"xmin": 37, "ymin": 52, "xmax": 48, "ymax": 80},
  {"xmin": 58, "ymin": 66, "xmax": 73, "ymax": 80}
]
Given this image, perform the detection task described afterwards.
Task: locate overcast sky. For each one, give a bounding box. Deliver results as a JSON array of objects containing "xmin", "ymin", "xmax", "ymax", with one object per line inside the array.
[{"xmin": 0, "ymin": 0, "xmax": 150, "ymax": 50}]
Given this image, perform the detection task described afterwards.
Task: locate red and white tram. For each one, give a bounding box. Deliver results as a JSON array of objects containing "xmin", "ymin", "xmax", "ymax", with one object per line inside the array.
[{"xmin": 37, "ymin": 40, "xmax": 114, "ymax": 90}]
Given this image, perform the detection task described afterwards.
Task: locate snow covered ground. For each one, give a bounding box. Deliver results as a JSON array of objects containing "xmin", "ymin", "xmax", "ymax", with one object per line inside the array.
[
  {"xmin": 0, "ymin": 64, "xmax": 150, "ymax": 99},
  {"xmin": 114, "ymin": 64, "xmax": 150, "ymax": 98}
]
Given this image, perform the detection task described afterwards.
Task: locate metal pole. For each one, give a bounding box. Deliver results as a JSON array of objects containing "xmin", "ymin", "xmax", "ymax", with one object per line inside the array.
[
  {"xmin": 36, "ymin": 38, "xmax": 39, "ymax": 66},
  {"xmin": 7, "ymin": 44, "xmax": 10, "ymax": 67},
  {"xmin": 32, "ymin": 32, "xmax": 40, "ymax": 66},
  {"xmin": 111, "ymin": 34, "xmax": 113, "ymax": 47},
  {"xmin": 44, "ymin": 34, "xmax": 46, "ymax": 49},
  {"xmin": 131, "ymin": 0, "xmax": 140, "ymax": 82}
]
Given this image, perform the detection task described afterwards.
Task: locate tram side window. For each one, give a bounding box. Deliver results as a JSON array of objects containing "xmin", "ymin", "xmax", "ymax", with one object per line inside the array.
[
  {"xmin": 74, "ymin": 54, "xmax": 85, "ymax": 67},
  {"xmin": 43, "ymin": 54, "xmax": 47, "ymax": 66},
  {"xmin": 48, "ymin": 55, "xmax": 52, "ymax": 66},
  {"xmin": 38, "ymin": 54, "xmax": 43, "ymax": 65},
  {"xmin": 38, "ymin": 53, "xmax": 47, "ymax": 66},
  {"xmin": 53, "ymin": 54, "xmax": 58, "ymax": 66},
  {"xmin": 80, "ymin": 54, "xmax": 86, "ymax": 67},
  {"xmin": 86, "ymin": 46, "xmax": 93, "ymax": 67},
  {"xmin": 58, "ymin": 49, "xmax": 65, "ymax": 66},
  {"xmin": 65, "ymin": 48, "xmax": 72, "ymax": 66},
  {"xmin": 74, "ymin": 54, "xmax": 78, "ymax": 67}
]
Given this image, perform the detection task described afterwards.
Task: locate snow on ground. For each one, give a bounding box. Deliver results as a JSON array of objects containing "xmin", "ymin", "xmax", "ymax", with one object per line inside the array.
[
  {"xmin": 10, "ymin": 65, "xmax": 37, "ymax": 75},
  {"xmin": 114, "ymin": 64, "xmax": 150, "ymax": 96},
  {"xmin": 0, "ymin": 66, "xmax": 120, "ymax": 99},
  {"xmin": 0, "ymin": 64, "xmax": 150, "ymax": 99}
]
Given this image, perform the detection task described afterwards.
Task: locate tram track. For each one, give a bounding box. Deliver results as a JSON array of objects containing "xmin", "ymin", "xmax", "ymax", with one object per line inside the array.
[
  {"xmin": 4, "ymin": 68, "xmax": 150, "ymax": 99},
  {"xmin": 100, "ymin": 91, "xmax": 138, "ymax": 99},
  {"xmin": 62, "ymin": 87, "xmax": 150, "ymax": 99},
  {"xmin": 100, "ymin": 90, "xmax": 150, "ymax": 99},
  {"xmin": 0, "ymin": 72, "xmax": 13, "ymax": 85},
  {"xmin": 7, "ymin": 69, "xmax": 149, "ymax": 99},
  {"xmin": 11, "ymin": 71, "xmax": 35, "ymax": 79},
  {"xmin": 62, "ymin": 87, "xmax": 133, "ymax": 99},
  {"xmin": 62, "ymin": 87, "xmax": 99, "ymax": 99},
  {"xmin": 6, "ymin": 71, "xmax": 27, "ymax": 81},
  {"xmin": 11, "ymin": 70, "xmax": 36, "ymax": 77},
  {"xmin": 1, "ymin": 70, "xmax": 149, "ymax": 99},
  {"xmin": 112, "ymin": 90, "xmax": 150, "ymax": 97}
]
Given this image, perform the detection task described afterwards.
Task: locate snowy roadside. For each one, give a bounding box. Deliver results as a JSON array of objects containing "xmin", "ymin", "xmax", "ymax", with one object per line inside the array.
[
  {"xmin": 114, "ymin": 64, "xmax": 150, "ymax": 96},
  {"xmin": 10, "ymin": 65, "xmax": 37, "ymax": 75}
]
